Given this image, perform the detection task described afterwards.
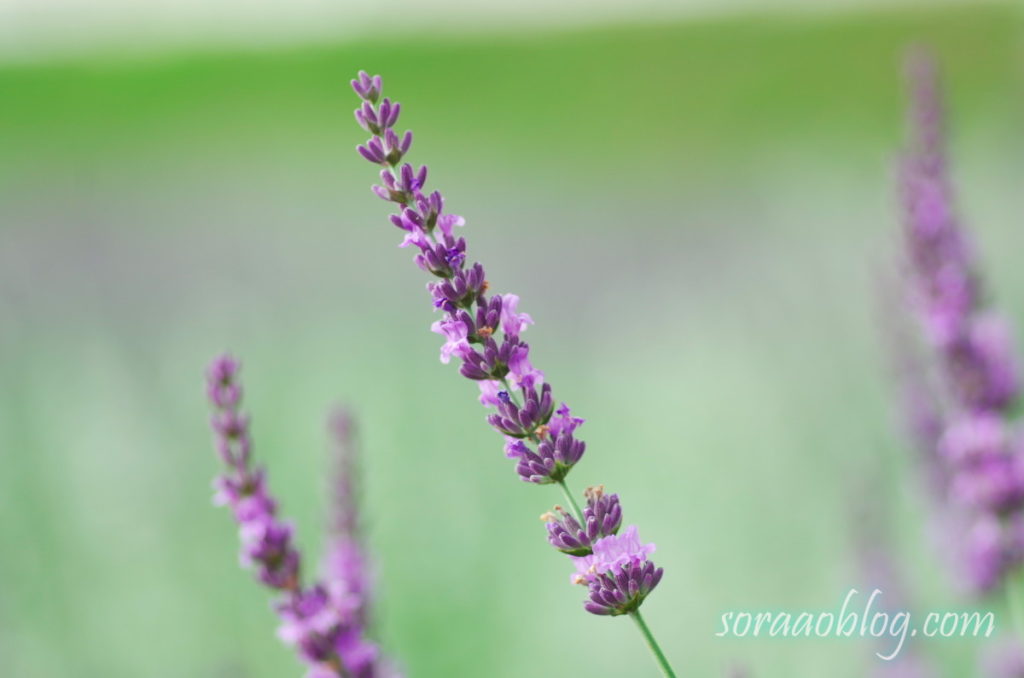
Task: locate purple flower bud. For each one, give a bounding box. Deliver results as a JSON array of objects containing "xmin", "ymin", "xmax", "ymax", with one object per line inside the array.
[
  {"xmin": 350, "ymin": 70, "xmax": 383, "ymax": 103},
  {"xmin": 356, "ymin": 101, "xmax": 381, "ymax": 135},
  {"xmin": 459, "ymin": 334, "xmax": 531, "ymax": 382},
  {"xmin": 381, "ymin": 128, "xmax": 412, "ymax": 165},
  {"xmin": 584, "ymin": 559, "xmax": 664, "ymax": 616},
  {"xmin": 584, "ymin": 485, "xmax": 623, "ymax": 538},
  {"xmin": 377, "ymin": 98, "xmax": 399, "ymax": 130},
  {"xmin": 398, "ymin": 163, "xmax": 426, "ymax": 194},
  {"xmin": 357, "ymin": 138, "xmax": 387, "ymax": 165},
  {"xmin": 411, "ymin": 234, "xmax": 467, "ymax": 278},
  {"xmin": 543, "ymin": 486, "xmax": 622, "ymax": 555},
  {"xmin": 543, "ymin": 505, "xmax": 590, "ymax": 555},
  {"xmin": 486, "ymin": 382, "xmax": 554, "ymax": 438},
  {"xmin": 429, "ymin": 262, "xmax": 486, "ymax": 309},
  {"xmin": 514, "ymin": 429, "xmax": 585, "ymax": 484}
]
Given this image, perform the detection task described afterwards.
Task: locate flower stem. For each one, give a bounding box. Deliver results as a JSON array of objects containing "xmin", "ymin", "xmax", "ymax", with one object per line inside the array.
[
  {"xmin": 557, "ymin": 478, "xmax": 585, "ymax": 525},
  {"xmin": 630, "ymin": 609, "xmax": 677, "ymax": 678},
  {"xmin": 1007, "ymin": 569, "xmax": 1024, "ymax": 642}
]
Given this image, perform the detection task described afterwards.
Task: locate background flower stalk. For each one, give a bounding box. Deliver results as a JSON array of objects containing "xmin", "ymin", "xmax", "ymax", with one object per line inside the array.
[{"xmin": 206, "ymin": 355, "xmax": 400, "ymax": 678}]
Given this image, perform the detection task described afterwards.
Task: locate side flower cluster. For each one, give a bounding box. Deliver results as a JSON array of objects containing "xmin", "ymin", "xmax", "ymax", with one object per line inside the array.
[
  {"xmin": 898, "ymin": 52, "xmax": 1024, "ymax": 593},
  {"xmin": 207, "ymin": 355, "xmax": 399, "ymax": 678},
  {"xmin": 351, "ymin": 70, "xmax": 663, "ymax": 617}
]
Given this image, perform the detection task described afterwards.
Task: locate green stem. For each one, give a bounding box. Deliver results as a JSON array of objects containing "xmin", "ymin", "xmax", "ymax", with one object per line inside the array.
[
  {"xmin": 1007, "ymin": 569, "xmax": 1024, "ymax": 641},
  {"xmin": 556, "ymin": 478, "xmax": 585, "ymax": 525},
  {"xmin": 630, "ymin": 609, "xmax": 677, "ymax": 678}
]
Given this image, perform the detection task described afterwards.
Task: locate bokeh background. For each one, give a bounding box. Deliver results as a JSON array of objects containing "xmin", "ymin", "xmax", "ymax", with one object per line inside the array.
[{"xmin": 2, "ymin": 1, "xmax": 1023, "ymax": 676}]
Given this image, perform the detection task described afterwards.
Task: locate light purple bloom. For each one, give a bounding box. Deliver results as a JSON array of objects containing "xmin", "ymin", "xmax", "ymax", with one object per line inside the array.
[
  {"xmin": 437, "ymin": 213, "xmax": 465, "ymax": 238},
  {"xmin": 397, "ymin": 226, "xmax": 429, "ymax": 250},
  {"xmin": 549, "ymin": 403, "xmax": 585, "ymax": 438},
  {"xmin": 478, "ymin": 379, "xmax": 504, "ymax": 407},
  {"xmin": 570, "ymin": 525, "xmax": 656, "ymax": 585},
  {"xmin": 498, "ymin": 293, "xmax": 533, "ymax": 336},
  {"xmin": 431, "ymin": 317, "xmax": 472, "ymax": 364}
]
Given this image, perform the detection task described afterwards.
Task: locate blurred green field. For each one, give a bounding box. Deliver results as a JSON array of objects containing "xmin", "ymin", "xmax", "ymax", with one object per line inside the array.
[{"xmin": 1, "ymin": 3, "xmax": 1023, "ymax": 676}]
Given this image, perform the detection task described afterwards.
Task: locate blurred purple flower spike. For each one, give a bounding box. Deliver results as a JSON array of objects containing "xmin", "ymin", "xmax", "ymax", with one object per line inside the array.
[
  {"xmin": 205, "ymin": 356, "xmax": 401, "ymax": 678},
  {"xmin": 897, "ymin": 49, "xmax": 1024, "ymax": 595}
]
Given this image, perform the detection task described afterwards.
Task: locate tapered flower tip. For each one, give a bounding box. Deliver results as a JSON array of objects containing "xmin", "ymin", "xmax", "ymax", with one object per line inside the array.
[
  {"xmin": 207, "ymin": 353, "xmax": 240, "ymax": 384},
  {"xmin": 570, "ymin": 525, "xmax": 655, "ymax": 584},
  {"xmin": 351, "ymin": 71, "xmax": 383, "ymax": 102},
  {"xmin": 904, "ymin": 46, "xmax": 937, "ymax": 85},
  {"xmin": 328, "ymin": 406, "xmax": 356, "ymax": 443}
]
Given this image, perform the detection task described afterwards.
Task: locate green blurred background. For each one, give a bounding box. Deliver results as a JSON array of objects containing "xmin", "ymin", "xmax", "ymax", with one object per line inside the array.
[{"xmin": 2, "ymin": 1, "xmax": 1023, "ymax": 676}]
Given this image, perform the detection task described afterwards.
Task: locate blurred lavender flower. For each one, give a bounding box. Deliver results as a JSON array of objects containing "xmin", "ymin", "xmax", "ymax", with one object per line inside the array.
[
  {"xmin": 896, "ymin": 50, "xmax": 1024, "ymax": 595},
  {"xmin": 350, "ymin": 71, "xmax": 674, "ymax": 675},
  {"xmin": 322, "ymin": 408, "xmax": 374, "ymax": 629},
  {"xmin": 206, "ymin": 355, "xmax": 399, "ymax": 678},
  {"xmin": 208, "ymin": 355, "xmax": 301, "ymax": 592},
  {"xmin": 983, "ymin": 636, "xmax": 1024, "ymax": 678},
  {"xmin": 847, "ymin": 468, "xmax": 937, "ymax": 678}
]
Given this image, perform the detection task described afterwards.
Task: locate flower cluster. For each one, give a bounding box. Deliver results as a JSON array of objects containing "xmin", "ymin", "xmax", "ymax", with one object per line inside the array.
[
  {"xmin": 898, "ymin": 52, "xmax": 1024, "ymax": 593},
  {"xmin": 350, "ymin": 70, "xmax": 664, "ymax": 618},
  {"xmin": 207, "ymin": 355, "xmax": 398, "ymax": 678},
  {"xmin": 543, "ymin": 485, "xmax": 623, "ymax": 556},
  {"xmin": 209, "ymin": 355, "xmax": 301, "ymax": 592}
]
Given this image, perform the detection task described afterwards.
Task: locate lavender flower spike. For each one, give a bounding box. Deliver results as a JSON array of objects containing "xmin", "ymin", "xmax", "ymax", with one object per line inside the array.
[
  {"xmin": 350, "ymin": 73, "xmax": 675, "ymax": 676},
  {"xmin": 208, "ymin": 355, "xmax": 301, "ymax": 592},
  {"xmin": 206, "ymin": 355, "xmax": 400, "ymax": 678},
  {"xmin": 897, "ymin": 50, "xmax": 1024, "ymax": 596}
]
